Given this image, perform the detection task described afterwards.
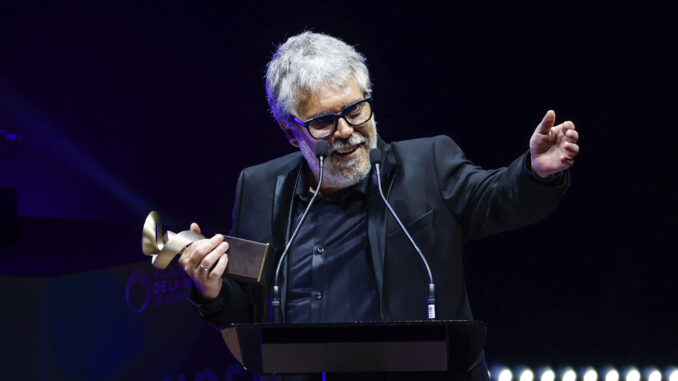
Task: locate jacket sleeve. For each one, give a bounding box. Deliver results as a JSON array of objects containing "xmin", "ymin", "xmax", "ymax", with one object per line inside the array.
[
  {"xmin": 432, "ymin": 135, "xmax": 569, "ymax": 241},
  {"xmin": 188, "ymin": 170, "xmax": 254, "ymax": 328}
]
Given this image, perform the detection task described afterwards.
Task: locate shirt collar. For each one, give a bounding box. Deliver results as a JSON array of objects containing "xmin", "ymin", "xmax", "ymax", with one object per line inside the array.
[{"xmin": 295, "ymin": 160, "xmax": 369, "ymax": 203}]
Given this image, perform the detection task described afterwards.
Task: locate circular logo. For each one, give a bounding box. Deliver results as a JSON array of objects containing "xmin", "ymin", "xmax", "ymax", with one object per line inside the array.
[{"xmin": 125, "ymin": 268, "xmax": 151, "ymax": 314}]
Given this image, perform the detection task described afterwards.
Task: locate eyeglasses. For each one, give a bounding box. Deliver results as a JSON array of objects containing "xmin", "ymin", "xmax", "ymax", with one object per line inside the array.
[{"xmin": 291, "ymin": 97, "xmax": 373, "ymax": 139}]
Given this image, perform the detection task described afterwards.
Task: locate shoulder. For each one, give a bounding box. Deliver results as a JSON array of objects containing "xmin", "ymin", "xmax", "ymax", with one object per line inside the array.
[
  {"xmin": 391, "ymin": 135, "xmax": 459, "ymax": 150},
  {"xmin": 389, "ymin": 135, "xmax": 464, "ymax": 161},
  {"xmin": 239, "ymin": 151, "xmax": 302, "ymax": 184}
]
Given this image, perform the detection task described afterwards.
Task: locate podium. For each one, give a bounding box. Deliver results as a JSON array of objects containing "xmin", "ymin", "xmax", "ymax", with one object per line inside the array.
[{"xmin": 221, "ymin": 320, "xmax": 485, "ymax": 375}]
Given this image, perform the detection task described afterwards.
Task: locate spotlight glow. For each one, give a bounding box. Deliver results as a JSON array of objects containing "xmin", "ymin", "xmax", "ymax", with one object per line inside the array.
[
  {"xmin": 489, "ymin": 364, "xmax": 678, "ymax": 381},
  {"xmin": 520, "ymin": 369, "xmax": 535, "ymax": 381},
  {"xmin": 648, "ymin": 370, "xmax": 661, "ymax": 381},
  {"xmin": 584, "ymin": 369, "xmax": 598, "ymax": 381},
  {"xmin": 541, "ymin": 370, "xmax": 555, "ymax": 381},
  {"xmin": 499, "ymin": 369, "xmax": 513, "ymax": 381},
  {"xmin": 625, "ymin": 369, "xmax": 640, "ymax": 381},
  {"xmin": 564, "ymin": 370, "xmax": 577, "ymax": 381},
  {"xmin": 606, "ymin": 370, "xmax": 620, "ymax": 381}
]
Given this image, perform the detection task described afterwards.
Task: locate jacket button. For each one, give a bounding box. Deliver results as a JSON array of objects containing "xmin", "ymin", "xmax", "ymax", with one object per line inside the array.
[
  {"xmin": 313, "ymin": 292, "xmax": 323, "ymax": 300},
  {"xmin": 316, "ymin": 246, "xmax": 325, "ymax": 254}
]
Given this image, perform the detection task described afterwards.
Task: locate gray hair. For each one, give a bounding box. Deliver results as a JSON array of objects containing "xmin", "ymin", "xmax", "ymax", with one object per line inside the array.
[{"xmin": 265, "ymin": 32, "xmax": 372, "ymax": 125}]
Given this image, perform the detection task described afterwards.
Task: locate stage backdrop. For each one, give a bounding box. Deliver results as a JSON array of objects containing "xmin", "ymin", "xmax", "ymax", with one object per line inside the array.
[
  {"xmin": 1, "ymin": 0, "xmax": 676, "ymax": 373},
  {"xmin": 1, "ymin": 259, "xmax": 253, "ymax": 381}
]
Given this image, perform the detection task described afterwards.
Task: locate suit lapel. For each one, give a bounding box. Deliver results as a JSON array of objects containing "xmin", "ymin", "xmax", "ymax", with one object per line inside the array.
[
  {"xmin": 367, "ymin": 139, "xmax": 397, "ymax": 318},
  {"xmin": 271, "ymin": 173, "xmax": 296, "ymax": 257},
  {"xmin": 268, "ymin": 160, "xmax": 302, "ymax": 322}
]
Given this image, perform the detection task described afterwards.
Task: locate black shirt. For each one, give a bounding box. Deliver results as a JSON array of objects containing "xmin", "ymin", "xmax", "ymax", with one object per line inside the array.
[{"xmin": 285, "ymin": 172, "xmax": 381, "ymax": 323}]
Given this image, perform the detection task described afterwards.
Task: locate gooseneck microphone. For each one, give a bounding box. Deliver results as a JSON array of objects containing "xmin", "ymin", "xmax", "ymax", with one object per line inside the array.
[
  {"xmin": 272, "ymin": 140, "xmax": 329, "ymax": 323},
  {"xmin": 369, "ymin": 148, "xmax": 437, "ymax": 320}
]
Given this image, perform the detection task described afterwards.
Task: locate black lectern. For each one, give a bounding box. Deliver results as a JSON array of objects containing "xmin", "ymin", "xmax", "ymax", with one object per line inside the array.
[{"xmin": 221, "ymin": 320, "xmax": 485, "ymax": 375}]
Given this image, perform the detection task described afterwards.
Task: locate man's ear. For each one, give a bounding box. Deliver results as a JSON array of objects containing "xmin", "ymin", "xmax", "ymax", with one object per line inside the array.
[{"xmin": 279, "ymin": 122, "xmax": 300, "ymax": 148}]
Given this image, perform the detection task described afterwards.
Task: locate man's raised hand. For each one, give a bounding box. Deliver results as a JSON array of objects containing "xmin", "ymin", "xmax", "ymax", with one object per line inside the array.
[
  {"xmin": 529, "ymin": 110, "xmax": 580, "ymax": 178},
  {"xmin": 178, "ymin": 222, "xmax": 229, "ymax": 299}
]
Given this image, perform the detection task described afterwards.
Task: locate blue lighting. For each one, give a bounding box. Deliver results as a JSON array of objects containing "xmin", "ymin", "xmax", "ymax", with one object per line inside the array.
[
  {"xmin": 0, "ymin": 84, "xmax": 152, "ymax": 216},
  {"xmin": 0, "ymin": 128, "xmax": 24, "ymax": 142}
]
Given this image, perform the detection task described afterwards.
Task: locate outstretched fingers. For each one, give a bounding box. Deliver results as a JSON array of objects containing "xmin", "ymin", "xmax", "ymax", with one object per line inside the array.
[
  {"xmin": 560, "ymin": 155, "xmax": 575, "ymax": 166},
  {"xmin": 560, "ymin": 140, "xmax": 578, "ymax": 166},
  {"xmin": 563, "ymin": 141, "xmax": 579, "ymax": 155},
  {"xmin": 565, "ymin": 126, "xmax": 579, "ymax": 143},
  {"xmin": 536, "ymin": 110, "xmax": 556, "ymax": 135}
]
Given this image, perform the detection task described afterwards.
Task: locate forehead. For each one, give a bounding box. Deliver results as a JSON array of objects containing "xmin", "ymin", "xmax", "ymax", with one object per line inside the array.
[{"xmin": 297, "ymin": 79, "xmax": 363, "ymax": 119}]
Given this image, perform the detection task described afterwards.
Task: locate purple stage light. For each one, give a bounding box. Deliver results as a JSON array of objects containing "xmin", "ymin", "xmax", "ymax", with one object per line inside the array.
[
  {"xmin": 0, "ymin": 129, "xmax": 24, "ymax": 142},
  {"xmin": 0, "ymin": 86, "xmax": 153, "ymax": 217}
]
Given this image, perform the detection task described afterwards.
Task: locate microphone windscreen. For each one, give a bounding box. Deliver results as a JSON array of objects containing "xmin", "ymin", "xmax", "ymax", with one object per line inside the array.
[
  {"xmin": 369, "ymin": 148, "xmax": 382, "ymax": 165},
  {"xmin": 315, "ymin": 140, "xmax": 329, "ymax": 158}
]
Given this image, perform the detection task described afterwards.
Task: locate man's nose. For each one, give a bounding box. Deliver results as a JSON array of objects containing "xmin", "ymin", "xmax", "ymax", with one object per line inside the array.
[{"xmin": 334, "ymin": 118, "xmax": 354, "ymax": 139}]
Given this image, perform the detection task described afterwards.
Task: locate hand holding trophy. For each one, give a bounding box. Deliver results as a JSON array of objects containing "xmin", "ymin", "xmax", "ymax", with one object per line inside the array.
[{"xmin": 141, "ymin": 211, "xmax": 270, "ymax": 285}]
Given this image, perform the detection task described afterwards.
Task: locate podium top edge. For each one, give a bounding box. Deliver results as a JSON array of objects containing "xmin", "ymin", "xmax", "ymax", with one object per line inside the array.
[{"xmin": 224, "ymin": 320, "xmax": 484, "ymax": 330}]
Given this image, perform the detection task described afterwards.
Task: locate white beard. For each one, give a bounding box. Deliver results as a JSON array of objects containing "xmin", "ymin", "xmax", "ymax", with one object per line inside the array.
[{"xmin": 299, "ymin": 128, "xmax": 377, "ymax": 190}]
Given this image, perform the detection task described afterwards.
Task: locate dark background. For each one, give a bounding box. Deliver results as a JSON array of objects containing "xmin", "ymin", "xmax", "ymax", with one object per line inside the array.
[{"xmin": 1, "ymin": 0, "xmax": 676, "ymax": 368}]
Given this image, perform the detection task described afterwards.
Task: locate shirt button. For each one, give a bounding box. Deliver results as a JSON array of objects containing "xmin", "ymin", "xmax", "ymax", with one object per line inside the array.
[{"xmin": 316, "ymin": 246, "xmax": 325, "ymax": 254}]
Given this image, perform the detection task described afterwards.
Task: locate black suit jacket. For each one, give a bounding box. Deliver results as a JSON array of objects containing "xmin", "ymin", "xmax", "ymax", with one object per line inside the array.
[{"xmin": 191, "ymin": 135, "xmax": 568, "ymax": 379}]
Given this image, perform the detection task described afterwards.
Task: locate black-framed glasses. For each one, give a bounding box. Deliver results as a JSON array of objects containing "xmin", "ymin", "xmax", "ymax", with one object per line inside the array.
[{"xmin": 291, "ymin": 97, "xmax": 373, "ymax": 139}]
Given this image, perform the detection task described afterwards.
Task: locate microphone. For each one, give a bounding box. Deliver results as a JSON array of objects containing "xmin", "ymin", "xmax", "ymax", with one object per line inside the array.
[
  {"xmin": 369, "ymin": 148, "xmax": 437, "ymax": 320},
  {"xmin": 314, "ymin": 139, "xmax": 329, "ymax": 157},
  {"xmin": 272, "ymin": 140, "xmax": 329, "ymax": 323}
]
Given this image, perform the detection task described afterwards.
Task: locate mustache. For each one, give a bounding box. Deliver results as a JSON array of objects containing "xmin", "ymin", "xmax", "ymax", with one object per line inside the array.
[{"xmin": 330, "ymin": 135, "xmax": 367, "ymax": 152}]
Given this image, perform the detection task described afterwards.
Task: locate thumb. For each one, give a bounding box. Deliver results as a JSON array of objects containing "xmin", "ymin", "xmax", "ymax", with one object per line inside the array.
[
  {"xmin": 535, "ymin": 110, "xmax": 556, "ymax": 135},
  {"xmin": 190, "ymin": 222, "xmax": 201, "ymax": 234}
]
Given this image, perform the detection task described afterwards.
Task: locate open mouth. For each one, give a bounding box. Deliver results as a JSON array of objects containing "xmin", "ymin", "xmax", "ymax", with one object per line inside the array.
[{"xmin": 333, "ymin": 143, "xmax": 363, "ymax": 157}]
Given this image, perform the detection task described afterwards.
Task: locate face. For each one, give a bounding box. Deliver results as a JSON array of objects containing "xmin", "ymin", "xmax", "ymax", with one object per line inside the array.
[{"xmin": 282, "ymin": 78, "xmax": 377, "ymax": 192}]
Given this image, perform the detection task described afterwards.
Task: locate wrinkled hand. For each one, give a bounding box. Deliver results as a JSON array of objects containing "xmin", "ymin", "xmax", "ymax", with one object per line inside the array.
[
  {"xmin": 178, "ymin": 223, "xmax": 229, "ymax": 299},
  {"xmin": 529, "ymin": 110, "xmax": 580, "ymax": 178}
]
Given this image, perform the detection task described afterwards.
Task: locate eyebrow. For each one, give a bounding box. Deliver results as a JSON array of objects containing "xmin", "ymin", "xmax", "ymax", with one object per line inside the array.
[{"xmin": 305, "ymin": 98, "xmax": 364, "ymax": 120}]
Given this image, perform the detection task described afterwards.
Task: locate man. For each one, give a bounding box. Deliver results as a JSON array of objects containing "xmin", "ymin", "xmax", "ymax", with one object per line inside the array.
[{"xmin": 178, "ymin": 32, "xmax": 579, "ymax": 380}]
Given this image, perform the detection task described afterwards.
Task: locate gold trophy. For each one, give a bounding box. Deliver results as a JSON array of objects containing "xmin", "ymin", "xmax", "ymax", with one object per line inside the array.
[{"xmin": 141, "ymin": 211, "xmax": 270, "ymax": 285}]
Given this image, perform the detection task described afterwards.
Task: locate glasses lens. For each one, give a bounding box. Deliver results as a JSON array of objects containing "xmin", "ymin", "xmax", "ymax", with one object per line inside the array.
[
  {"xmin": 308, "ymin": 115, "xmax": 337, "ymax": 138},
  {"xmin": 344, "ymin": 100, "xmax": 372, "ymax": 126}
]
